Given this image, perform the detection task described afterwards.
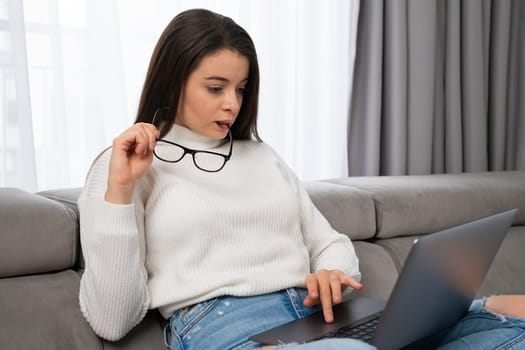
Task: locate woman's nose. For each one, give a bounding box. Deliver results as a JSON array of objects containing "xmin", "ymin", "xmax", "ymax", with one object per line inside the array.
[{"xmin": 222, "ymin": 89, "xmax": 241, "ymax": 113}]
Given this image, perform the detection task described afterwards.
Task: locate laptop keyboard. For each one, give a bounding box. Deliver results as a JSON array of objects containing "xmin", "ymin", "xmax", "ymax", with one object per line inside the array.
[{"xmin": 317, "ymin": 311, "xmax": 383, "ymax": 344}]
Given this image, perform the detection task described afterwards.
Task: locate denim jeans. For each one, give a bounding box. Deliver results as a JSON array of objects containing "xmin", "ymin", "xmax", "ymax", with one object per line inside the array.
[
  {"xmin": 434, "ymin": 299, "xmax": 525, "ymax": 349},
  {"xmin": 164, "ymin": 288, "xmax": 373, "ymax": 350},
  {"xmin": 164, "ymin": 290, "xmax": 525, "ymax": 350}
]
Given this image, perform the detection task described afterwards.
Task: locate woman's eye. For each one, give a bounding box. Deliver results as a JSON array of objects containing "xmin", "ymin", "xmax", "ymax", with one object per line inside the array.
[
  {"xmin": 208, "ymin": 87, "xmax": 223, "ymax": 94},
  {"xmin": 237, "ymin": 87, "xmax": 247, "ymax": 95}
]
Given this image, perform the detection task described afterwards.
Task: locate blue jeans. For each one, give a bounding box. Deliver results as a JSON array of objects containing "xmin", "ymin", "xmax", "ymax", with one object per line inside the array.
[
  {"xmin": 164, "ymin": 288, "xmax": 373, "ymax": 350},
  {"xmin": 164, "ymin": 290, "xmax": 525, "ymax": 350},
  {"xmin": 434, "ymin": 299, "xmax": 525, "ymax": 349}
]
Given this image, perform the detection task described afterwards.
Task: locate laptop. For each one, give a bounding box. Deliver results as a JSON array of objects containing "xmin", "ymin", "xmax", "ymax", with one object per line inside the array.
[{"xmin": 250, "ymin": 209, "xmax": 518, "ymax": 350}]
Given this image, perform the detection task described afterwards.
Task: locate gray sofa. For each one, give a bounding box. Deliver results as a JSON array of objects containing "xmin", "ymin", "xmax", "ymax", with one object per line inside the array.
[{"xmin": 1, "ymin": 171, "xmax": 524, "ymax": 349}]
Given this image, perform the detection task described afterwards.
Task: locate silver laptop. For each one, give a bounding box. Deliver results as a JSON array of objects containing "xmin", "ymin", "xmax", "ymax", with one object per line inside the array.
[{"xmin": 250, "ymin": 209, "xmax": 518, "ymax": 350}]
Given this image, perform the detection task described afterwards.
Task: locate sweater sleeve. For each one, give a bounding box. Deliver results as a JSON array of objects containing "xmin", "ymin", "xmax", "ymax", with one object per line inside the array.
[
  {"xmin": 273, "ymin": 152, "xmax": 361, "ymax": 281},
  {"xmin": 298, "ymin": 181, "xmax": 361, "ymax": 281},
  {"xmin": 77, "ymin": 150, "xmax": 150, "ymax": 341}
]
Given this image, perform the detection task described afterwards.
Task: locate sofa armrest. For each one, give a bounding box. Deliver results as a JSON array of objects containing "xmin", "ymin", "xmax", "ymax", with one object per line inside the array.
[{"xmin": 0, "ymin": 188, "xmax": 78, "ymax": 277}]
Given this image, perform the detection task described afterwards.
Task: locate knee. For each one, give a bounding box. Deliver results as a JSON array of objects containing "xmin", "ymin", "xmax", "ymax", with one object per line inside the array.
[{"xmin": 485, "ymin": 295, "xmax": 525, "ymax": 319}]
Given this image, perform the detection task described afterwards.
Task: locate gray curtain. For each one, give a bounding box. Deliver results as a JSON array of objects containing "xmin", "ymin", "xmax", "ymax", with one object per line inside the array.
[{"xmin": 348, "ymin": 0, "xmax": 525, "ymax": 176}]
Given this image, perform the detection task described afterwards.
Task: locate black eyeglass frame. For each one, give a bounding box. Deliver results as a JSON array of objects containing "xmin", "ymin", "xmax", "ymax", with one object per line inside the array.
[{"xmin": 151, "ymin": 108, "xmax": 233, "ymax": 173}]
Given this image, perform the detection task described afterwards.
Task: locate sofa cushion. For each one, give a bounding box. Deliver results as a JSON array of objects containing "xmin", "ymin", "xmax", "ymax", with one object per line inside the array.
[
  {"xmin": 304, "ymin": 181, "xmax": 376, "ymax": 240},
  {"xmin": 0, "ymin": 270, "xmax": 101, "ymax": 349},
  {"xmin": 0, "ymin": 188, "xmax": 77, "ymax": 277},
  {"xmin": 350, "ymin": 241, "xmax": 399, "ymax": 301},
  {"xmin": 328, "ymin": 171, "xmax": 525, "ymax": 238}
]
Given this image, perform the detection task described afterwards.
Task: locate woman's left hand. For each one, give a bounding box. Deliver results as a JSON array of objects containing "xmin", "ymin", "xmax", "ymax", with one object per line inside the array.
[{"xmin": 303, "ymin": 269, "xmax": 363, "ymax": 323}]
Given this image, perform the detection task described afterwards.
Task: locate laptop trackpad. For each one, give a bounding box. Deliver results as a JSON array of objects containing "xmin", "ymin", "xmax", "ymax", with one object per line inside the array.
[{"xmin": 250, "ymin": 297, "xmax": 386, "ymax": 345}]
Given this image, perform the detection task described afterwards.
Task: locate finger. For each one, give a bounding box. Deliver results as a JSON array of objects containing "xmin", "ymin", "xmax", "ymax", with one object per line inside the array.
[
  {"xmin": 330, "ymin": 273, "xmax": 343, "ymax": 304},
  {"xmin": 304, "ymin": 274, "xmax": 319, "ymax": 306},
  {"xmin": 340, "ymin": 275, "xmax": 363, "ymax": 290},
  {"xmin": 317, "ymin": 273, "xmax": 334, "ymax": 323},
  {"xmin": 151, "ymin": 125, "xmax": 161, "ymax": 146},
  {"xmin": 321, "ymin": 284, "xmax": 334, "ymax": 323},
  {"xmin": 113, "ymin": 130, "xmax": 139, "ymax": 155},
  {"xmin": 134, "ymin": 124, "xmax": 151, "ymax": 156},
  {"xmin": 141, "ymin": 123, "xmax": 160, "ymax": 151}
]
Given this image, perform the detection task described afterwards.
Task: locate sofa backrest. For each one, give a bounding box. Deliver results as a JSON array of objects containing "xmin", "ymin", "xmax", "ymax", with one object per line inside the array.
[{"xmin": 321, "ymin": 171, "xmax": 525, "ymax": 240}]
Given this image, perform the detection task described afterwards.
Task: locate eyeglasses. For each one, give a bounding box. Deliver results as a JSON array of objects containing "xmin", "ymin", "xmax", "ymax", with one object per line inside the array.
[
  {"xmin": 153, "ymin": 130, "xmax": 232, "ymax": 172},
  {"xmin": 151, "ymin": 108, "xmax": 233, "ymax": 173}
]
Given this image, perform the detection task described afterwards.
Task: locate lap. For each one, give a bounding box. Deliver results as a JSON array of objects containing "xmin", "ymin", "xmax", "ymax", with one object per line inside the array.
[
  {"xmin": 166, "ymin": 288, "xmax": 322, "ymax": 350},
  {"xmin": 166, "ymin": 295, "xmax": 525, "ymax": 350}
]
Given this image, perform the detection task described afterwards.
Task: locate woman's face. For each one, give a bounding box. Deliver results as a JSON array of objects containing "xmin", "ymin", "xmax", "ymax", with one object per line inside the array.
[{"xmin": 175, "ymin": 49, "xmax": 249, "ymax": 139}]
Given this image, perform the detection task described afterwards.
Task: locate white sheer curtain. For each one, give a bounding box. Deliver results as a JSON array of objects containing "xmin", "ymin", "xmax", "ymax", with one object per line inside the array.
[{"xmin": 0, "ymin": 0, "xmax": 359, "ymax": 191}]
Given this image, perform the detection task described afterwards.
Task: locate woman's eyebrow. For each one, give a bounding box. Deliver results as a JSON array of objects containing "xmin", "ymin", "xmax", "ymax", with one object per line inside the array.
[
  {"xmin": 204, "ymin": 76, "xmax": 249, "ymax": 83},
  {"xmin": 205, "ymin": 76, "xmax": 228, "ymax": 82}
]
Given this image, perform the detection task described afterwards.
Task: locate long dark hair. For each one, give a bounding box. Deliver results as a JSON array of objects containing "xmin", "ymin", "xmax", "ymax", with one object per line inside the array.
[{"xmin": 135, "ymin": 8, "xmax": 260, "ymax": 141}]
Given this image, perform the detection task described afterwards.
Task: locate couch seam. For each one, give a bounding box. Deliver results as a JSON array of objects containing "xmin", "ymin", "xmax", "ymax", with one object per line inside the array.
[
  {"xmin": 62, "ymin": 205, "xmax": 79, "ymax": 268},
  {"xmin": 370, "ymin": 195, "xmax": 382, "ymax": 238},
  {"xmin": 40, "ymin": 194, "xmax": 77, "ymax": 206}
]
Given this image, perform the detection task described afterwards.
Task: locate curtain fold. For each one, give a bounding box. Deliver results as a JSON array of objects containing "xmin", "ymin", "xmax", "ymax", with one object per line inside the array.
[
  {"xmin": 348, "ymin": 0, "xmax": 384, "ymax": 176},
  {"xmin": 348, "ymin": 0, "xmax": 525, "ymax": 176},
  {"xmin": 5, "ymin": 0, "xmax": 37, "ymax": 190}
]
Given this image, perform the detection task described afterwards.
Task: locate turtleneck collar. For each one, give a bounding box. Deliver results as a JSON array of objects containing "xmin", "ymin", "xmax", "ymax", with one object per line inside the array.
[{"xmin": 163, "ymin": 124, "xmax": 227, "ymax": 150}]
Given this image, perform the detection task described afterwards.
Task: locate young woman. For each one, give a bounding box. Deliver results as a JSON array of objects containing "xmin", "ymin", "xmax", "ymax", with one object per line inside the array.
[{"xmin": 79, "ymin": 8, "xmax": 525, "ymax": 350}]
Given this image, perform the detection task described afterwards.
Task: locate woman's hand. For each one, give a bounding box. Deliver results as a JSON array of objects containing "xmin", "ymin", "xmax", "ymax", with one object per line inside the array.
[
  {"xmin": 105, "ymin": 123, "xmax": 160, "ymax": 204},
  {"xmin": 303, "ymin": 269, "xmax": 363, "ymax": 323}
]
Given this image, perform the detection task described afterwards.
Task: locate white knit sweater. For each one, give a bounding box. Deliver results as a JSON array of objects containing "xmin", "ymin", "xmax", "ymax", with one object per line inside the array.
[{"xmin": 78, "ymin": 124, "xmax": 360, "ymax": 340}]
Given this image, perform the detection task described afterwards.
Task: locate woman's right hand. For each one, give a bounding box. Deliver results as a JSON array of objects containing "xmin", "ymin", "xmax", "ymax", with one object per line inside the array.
[{"xmin": 105, "ymin": 123, "xmax": 160, "ymax": 204}]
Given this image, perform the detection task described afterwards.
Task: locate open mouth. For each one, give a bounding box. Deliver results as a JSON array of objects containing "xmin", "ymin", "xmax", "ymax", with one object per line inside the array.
[{"xmin": 216, "ymin": 121, "xmax": 232, "ymax": 129}]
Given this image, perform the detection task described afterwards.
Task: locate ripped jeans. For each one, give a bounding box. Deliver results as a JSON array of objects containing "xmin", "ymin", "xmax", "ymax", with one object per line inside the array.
[
  {"xmin": 164, "ymin": 289, "xmax": 525, "ymax": 350},
  {"xmin": 433, "ymin": 298, "xmax": 525, "ymax": 349}
]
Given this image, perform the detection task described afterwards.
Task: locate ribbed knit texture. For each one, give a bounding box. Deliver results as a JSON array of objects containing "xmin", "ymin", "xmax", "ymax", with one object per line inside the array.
[{"xmin": 78, "ymin": 124, "xmax": 360, "ymax": 340}]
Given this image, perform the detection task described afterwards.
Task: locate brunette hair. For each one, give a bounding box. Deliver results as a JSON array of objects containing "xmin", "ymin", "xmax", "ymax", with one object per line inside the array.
[{"xmin": 135, "ymin": 8, "xmax": 260, "ymax": 140}]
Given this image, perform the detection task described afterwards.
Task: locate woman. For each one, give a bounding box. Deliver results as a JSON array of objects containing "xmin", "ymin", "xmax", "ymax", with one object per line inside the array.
[{"xmin": 79, "ymin": 8, "xmax": 525, "ymax": 350}]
